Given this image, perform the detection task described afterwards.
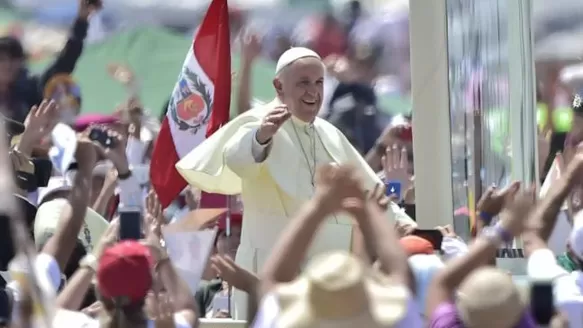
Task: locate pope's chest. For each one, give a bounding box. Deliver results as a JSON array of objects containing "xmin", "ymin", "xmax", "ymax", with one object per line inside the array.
[{"xmin": 284, "ymin": 126, "xmax": 335, "ymax": 193}]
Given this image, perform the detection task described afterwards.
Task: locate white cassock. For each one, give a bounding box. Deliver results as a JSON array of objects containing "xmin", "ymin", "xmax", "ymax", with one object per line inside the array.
[{"xmin": 175, "ymin": 48, "xmax": 416, "ymax": 320}]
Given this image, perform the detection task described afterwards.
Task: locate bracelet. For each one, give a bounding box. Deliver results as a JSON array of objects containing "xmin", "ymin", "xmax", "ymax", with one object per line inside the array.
[
  {"xmin": 494, "ymin": 223, "xmax": 514, "ymax": 244},
  {"xmin": 478, "ymin": 211, "xmax": 494, "ymax": 225},
  {"xmin": 117, "ymin": 170, "xmax": 132, "ymax": 180},
  {"xmin": 482, "ymin": 223, "xmax": 513, "ymax": 244}
]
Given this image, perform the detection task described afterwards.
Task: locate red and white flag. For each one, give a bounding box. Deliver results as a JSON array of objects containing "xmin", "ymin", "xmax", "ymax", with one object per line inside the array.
[{"xmin": 150, "ymin": 0, "xmax": 231, "ymax": 208}]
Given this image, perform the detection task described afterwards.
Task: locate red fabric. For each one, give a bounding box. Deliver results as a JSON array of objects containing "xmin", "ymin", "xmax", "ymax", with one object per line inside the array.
[
  {"xmin": 150, "ymin": 0, "xmax": 231, "ymax": 208},
  {"xmin": 399, "ymin": 236, "xmax": 434, "ymax": 256},
  {"xmin": 197, "ymin": 0, "xmax": 232, "ymax": 137},
  {"xmin": 106, "ymin": 194, "xmax": 120, "ymax": 222},
  {"xmin": 97, "ymin": 241, "xmax": 154, "ymax": 303},
  {"xmin": 217, "ymin": 213, "xmax": 242, "ymax": 230},
  {"xmin": 150, "ymin": 118, "xmax": 185, "ymax": 207}
]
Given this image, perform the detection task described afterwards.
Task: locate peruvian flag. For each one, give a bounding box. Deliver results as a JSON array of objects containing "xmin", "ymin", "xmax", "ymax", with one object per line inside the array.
[{"xmin": 150, "ymin": 0, "xmax": 231, "ymax": 208}]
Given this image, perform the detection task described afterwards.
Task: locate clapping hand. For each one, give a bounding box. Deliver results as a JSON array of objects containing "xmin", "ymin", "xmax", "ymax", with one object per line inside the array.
[
  {"xmin": 145, "ymin": 190, "xmax": 165, "ymax": 243},
  {"xmin": 314, "ymin": 164, "xmax": 365, "ymax": 215},
  {"xmin": 255, "ymin": 106, "xmax": 291, "ymax": 144},
  {"xmin": 477, "ymin": 181, "xmax": 521, "ymax": 217},
  {"xmin": 499, "ymin": 186, "xmax": 537, "ymax": 236}
]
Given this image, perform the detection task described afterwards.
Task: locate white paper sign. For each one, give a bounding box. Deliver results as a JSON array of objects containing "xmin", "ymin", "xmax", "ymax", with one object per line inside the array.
[
  {"xmin": 49, "ymin": 123, "xmax": 77, "ymax": 174},
  {"xmin": 162, "ymin": 228, "xmax": 217, "ymax": 294}
]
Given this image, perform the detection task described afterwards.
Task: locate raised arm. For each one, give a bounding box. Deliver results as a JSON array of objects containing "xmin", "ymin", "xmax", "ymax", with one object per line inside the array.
[
  {"xmin": 523, "ymin": 148, "xmax": 583, "ymax": 256},
  {"xmin": 426, "ymin": 187, "xmax": 536, "ymax": 317},
  {"xmin": 260, "ymin": 164, "xmax": 364, "ymax": 294},
  {"xmin": 38, "ymin": 0, "xmax": 100, "ymax": 87}
]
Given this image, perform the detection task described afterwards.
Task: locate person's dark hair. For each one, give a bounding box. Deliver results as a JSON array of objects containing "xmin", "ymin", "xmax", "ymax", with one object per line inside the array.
[
  {"xmin": 0, "ymin": 37, "xmax": 25, "ymax": 60},
  {"xmin": 349, "ymin": 0, "xmax": 361, "ymax": 15},
  {"xmin": 98, "ymin": 296, "xmax": 147, "ymax": 328}
]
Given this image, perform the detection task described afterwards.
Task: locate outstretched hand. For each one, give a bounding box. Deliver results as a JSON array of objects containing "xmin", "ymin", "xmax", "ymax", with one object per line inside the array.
[{"xmin": 19, "ymin": 100, "xmax": 58, "ymax": 155}]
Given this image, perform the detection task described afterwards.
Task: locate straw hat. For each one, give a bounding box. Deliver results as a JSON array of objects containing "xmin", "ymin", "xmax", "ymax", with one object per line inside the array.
[
  {"xmin": 456, "ymin": 267, "xmax": 527, "ymax": 328},
  {"xmin": 274, "ymin": 251, "xmax": 410, "ymax": 328}
]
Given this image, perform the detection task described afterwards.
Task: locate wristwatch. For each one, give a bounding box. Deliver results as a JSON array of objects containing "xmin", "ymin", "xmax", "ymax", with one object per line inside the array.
[
  {"xmin": 481, "ymin": 224, "xmax": 513, "ymax": 244},
  {"xmin": 79, "ymin": 254, "xmax": 98, "ymax": 272}
]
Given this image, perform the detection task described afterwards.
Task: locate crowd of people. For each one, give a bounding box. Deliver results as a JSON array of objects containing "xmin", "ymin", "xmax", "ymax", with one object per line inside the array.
[{"xmin": 1, "ymin": 0, "xmax": 583, "ymax": 328}]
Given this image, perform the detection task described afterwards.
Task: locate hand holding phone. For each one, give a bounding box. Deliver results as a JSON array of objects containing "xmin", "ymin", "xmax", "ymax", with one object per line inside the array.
[
  {"xmin": 411, "ymin": 229, "xmax": 443, "ymax": 250},
  {"xmin": 89, "ymin": 127, "xmax": 117, "ymax": 149},
  {"xmin": 119, "ymin": 211, "xmax": 142, "ymax": 240}
]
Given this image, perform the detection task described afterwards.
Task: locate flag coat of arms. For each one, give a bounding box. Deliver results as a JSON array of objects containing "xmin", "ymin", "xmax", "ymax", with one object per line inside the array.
[{"xmin": 150, "ymin": 0, "xmax": 231, "ymax": 208}]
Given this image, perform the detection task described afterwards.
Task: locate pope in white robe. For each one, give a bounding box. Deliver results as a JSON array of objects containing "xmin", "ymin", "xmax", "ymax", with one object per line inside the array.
[{"xmin": 176, "ymin": 47, "xmax": 416, "ymax": 319}]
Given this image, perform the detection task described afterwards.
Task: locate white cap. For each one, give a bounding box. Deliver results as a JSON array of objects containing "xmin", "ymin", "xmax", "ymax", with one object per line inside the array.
[
  {"xmin": 275, "ymin": 47, "xmax": 321, "ymax": 75},
  {"xmin": 37, "ymin": 176, "xmax": 72, "ymax": 204}
]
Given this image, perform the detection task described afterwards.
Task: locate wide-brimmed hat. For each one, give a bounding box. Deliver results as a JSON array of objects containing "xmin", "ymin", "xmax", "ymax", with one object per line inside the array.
[
  {"xmin": 274, "ymin": 251, "xmax": 410, "ymax": 328},
  {"xmin": 34, "ymin": 198, "xmax": 109, "ymax": 253},
  {"xmin": 456, "ymin": 267, "xmax": 528, "ymax": 328}
]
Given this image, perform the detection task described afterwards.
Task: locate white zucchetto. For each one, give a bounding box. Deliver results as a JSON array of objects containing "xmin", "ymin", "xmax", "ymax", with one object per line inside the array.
[{"xmin": 275, "ymin": 47, "xmax": 321, "ymax": 75}]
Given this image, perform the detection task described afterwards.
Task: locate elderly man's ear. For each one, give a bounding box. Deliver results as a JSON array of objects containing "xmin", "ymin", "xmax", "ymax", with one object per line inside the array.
[{"xmin": 273, "ymin": 78, "xmax": 283, "ymax": 97}]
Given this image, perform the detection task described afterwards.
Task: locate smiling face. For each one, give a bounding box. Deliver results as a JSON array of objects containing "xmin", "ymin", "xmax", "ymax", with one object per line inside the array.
[{"xmin": 273, "ymin": 57, "xmax": 325, "ymax": 123}]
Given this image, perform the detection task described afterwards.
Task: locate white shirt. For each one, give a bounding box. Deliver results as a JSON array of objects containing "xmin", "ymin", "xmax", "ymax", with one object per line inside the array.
[{"xmin": 527, "ymin": 248, "xmax": 583, "ymax": 327}]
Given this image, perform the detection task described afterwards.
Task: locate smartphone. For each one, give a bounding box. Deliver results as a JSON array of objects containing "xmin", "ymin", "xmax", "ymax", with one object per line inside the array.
[
  {"xmin": 411, "ymin": 229, "xmax": 443, "ymax": 250},
  {"xmin": 89, "ymin": 128, "xmax": 116, "ymax": 148},
  {"xmin": 31, "ymin": 158, "xmax": 53, "ymax": 187},
  {"xmin": 385, "ymin": 181, "xmax": 402, "ymax": 199},
  {"xmin": 119, "ymin": 211, "xmax": 142, "ymax": 240},
  {"xmin": 530, "ymin": 282, "xmax": 554, "ymax": 325}
]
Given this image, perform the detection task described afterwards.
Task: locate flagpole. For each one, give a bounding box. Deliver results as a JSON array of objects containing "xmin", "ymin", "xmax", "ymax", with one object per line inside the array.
[{"xmin": 226, "ymin": 194, "xmax": 232, "ymax": 317}]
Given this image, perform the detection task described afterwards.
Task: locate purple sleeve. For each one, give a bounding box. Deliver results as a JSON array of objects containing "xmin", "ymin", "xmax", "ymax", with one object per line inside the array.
[{"xmin": 429, "ymin": 302, "xmax": 465, "ymax": 328}]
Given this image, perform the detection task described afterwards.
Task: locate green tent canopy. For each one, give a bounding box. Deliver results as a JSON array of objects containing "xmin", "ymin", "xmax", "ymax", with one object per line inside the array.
[
  {"xmin": 30, "ymin": 27, "xmax": 278, "ymax": 117},
  {"xmin": 31, "ymin": 26, "xmax": 410, "ymax": 117}
]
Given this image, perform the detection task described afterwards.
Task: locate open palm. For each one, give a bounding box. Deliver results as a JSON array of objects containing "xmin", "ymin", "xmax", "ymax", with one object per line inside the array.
[{"xmin": 382, "ymin": 145, "xmax": 412, "ymax": 193}]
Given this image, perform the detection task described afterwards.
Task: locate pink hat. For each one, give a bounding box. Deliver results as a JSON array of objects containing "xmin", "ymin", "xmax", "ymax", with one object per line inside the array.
[{"xmin": 74, "ymin": 114, "xmax": 119, "ymax": 132}]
